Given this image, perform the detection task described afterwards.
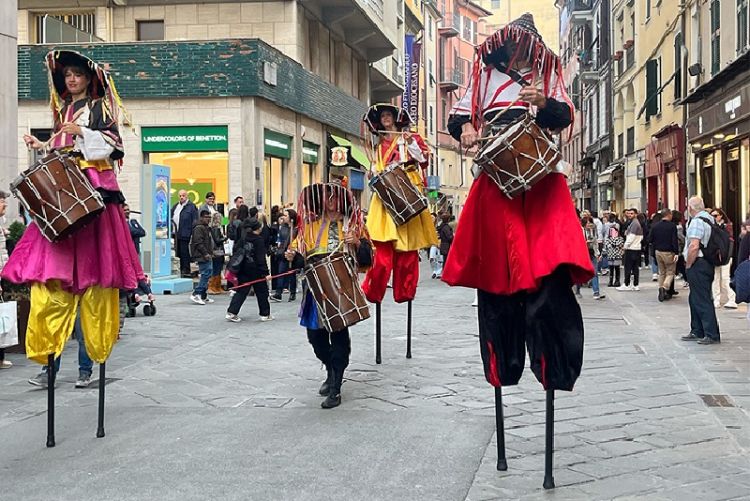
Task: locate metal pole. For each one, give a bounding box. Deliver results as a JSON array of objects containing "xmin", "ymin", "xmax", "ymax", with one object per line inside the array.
[
  {"xmin": 406, "ymin": 301, "xmax": 412, "ymax": 359},
  {"xmin": 96, "ymin": 362, "xmax": 106, "ymax": 438},
  {"xmin": 375, "ymin": 302, "xmax": 382, "ymax": 364},
  {"xmin": 495, "ymin": 386, "xmax": 507, "ymax": 471},
  {"xmin": 46, "ymin": 353, "xmax": 55, "ymax": 448},
  {"xmin": 543, "ymin": 389, "xmax": 556, "ymax": 489}
]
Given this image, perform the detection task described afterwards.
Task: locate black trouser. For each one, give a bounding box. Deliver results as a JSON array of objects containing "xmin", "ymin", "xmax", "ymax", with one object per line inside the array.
[
  {"xmin": 0, "ymin": 348, "xmax": 5, "ymax": 362},
  {"xmin": 307, "ymin": 328, "xmax": 351, "ymax": 394},
  {"xmin": 228, "ymin": 271, "xmax": 270, "ymax": 316},
  {"xmin": 270, "ymin": 254, "xmax": 280, "ymax": 290},
  {"xmin": 608, "ymin": 265, "xmax": 621, "ymax": 283},
  {"xmin": 477, "ymin": 267, "xmax": 584, "ymax": 391},
  {"xmin": 623, "ymin": 250, "xmax": 641, "ymax": 286},
  {"xmin": 687, "ymin": 258, "xmax": 720, "ymax": 341},
  {"xmin": 176, "ymin": 238, "xmax": 191, "ymax": 275}
]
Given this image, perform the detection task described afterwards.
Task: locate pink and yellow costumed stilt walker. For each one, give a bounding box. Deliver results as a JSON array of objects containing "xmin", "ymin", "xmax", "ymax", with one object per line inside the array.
[{"xmin": 4, "ymin": 50, "xmax": 143, "ymax": 443}]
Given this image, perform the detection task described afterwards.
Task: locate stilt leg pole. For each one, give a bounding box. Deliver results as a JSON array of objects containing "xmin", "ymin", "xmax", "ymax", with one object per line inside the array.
[
  {"xmin": 495, "ymin": 386, "xmax": 507, "ymax": 471},
  {"xmin": 543, "ymin": 389, "xmax": 555, "ymax": 489},
  {"xmin": 96, "ymin": 362, "xmax": 106, "ymax": 438},
  {"xmin": 406, "ymin": 301, "xmax": 412, "ymax": 359},
  {"xmin": 46, "ymin": 353, "xmax": 55, "ymax": 448},
  {"xmin": 375, "ymin": 302, "xmax": 382, "ymax": 364}
]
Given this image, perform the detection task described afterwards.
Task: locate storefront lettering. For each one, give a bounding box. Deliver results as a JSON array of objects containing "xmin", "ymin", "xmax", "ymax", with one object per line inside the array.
[{"xmin": 143, "ymin": 134, "xmax": 227, "ymax": 143}]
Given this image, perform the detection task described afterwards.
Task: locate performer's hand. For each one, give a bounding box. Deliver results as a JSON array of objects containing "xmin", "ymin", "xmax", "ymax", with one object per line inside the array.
[
  {"xmin": 519, "ymin": 86, "xmax": 547, "ymax": 108},
  {"xmin": 60, "ymin": 122, "xmax": 83, "ymax": 136},
  {"xmin": 23, "ymin": 134, "xmax": 43, "ymax": 149},
  {"xmin": 285, "ymin": 249, "xmax": 295, "ymax": 261},
  {"xmin": 402, "ymin": 131, "xmax": 414, "ymax": 143},
  {"xmin": 673, "ymin": 255, "xmax": 679, "ymax": 263},
  {"xmin": 460, "ymin": 123, "xmax": 478, "ymax": 149}
]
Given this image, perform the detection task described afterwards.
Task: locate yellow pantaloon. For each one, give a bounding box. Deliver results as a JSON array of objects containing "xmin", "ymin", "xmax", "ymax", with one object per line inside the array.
[{"xmin": 26, "ymin": 281, "xmax": 120, "ymax": 365}]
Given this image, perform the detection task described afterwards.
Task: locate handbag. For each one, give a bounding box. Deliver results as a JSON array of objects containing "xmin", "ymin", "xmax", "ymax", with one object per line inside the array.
[{"xmin": 0, "ymin": 298, "xmax": 18, "ymax": 349}]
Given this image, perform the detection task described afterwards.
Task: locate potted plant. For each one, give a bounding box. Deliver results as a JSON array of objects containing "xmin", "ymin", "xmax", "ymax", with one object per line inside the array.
[{"xmin": 3, "ymin": 221, "xmax": 30, "ymax": 354}]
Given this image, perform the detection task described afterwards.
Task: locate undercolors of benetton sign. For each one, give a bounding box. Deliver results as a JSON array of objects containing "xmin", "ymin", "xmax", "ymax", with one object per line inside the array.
[{"xmin": 141, "ymin": 126, "xmax": 229, "ymax": 152}]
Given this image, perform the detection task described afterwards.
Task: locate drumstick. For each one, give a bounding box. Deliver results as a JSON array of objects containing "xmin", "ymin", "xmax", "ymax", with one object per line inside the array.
[{"xmin": 229, "ymin": 269, "xmax": 299, "ymax": 290}]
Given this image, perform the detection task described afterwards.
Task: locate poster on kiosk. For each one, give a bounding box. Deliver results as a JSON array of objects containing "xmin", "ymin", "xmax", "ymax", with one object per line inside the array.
[{"xmin": 140, "ymin": 164, "xmax": 193, "ymax": 294}]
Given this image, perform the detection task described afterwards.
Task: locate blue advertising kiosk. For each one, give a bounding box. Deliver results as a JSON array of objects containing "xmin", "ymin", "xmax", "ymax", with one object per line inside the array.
[{"xmin": 140, "ymin": 164, "xmax": 193, "ymax": 294}]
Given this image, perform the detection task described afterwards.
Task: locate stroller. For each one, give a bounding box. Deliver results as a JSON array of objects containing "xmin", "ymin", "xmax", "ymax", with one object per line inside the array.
[{"xmin": 125, "ymin": 276, "xmax": 157, "ymax": 317}]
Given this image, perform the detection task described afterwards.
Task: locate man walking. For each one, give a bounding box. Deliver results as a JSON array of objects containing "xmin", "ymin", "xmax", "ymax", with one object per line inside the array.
[
  {"xmin": 649, "ymin": 208, "xmax": 679, "ymax": 302},
  {"xmin": 172, "ymin": 190, "xmax": 198, "ymax": 278},
  {"xmin": 618, "ymin": 208, "xmax": 643, "ymax": 291},
  {"xmin": 682, "ymin": 196, "xmax": 721, "ymax": 345},
  {"xmin": 190, "ymin": 210, "xmax": 215, "ymax": 305}
]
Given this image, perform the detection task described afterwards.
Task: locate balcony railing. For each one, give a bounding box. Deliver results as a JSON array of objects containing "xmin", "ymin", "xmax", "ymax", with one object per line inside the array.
[
  {"xmin": 438, "ymin": 13, "xmax": 461, "ymax": 37},
  {"xmin": 439, "ymin": 66, "xmax": 464, "ymax": 90}
]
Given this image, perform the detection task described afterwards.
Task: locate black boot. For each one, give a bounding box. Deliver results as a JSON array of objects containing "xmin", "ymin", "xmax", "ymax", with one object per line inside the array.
[
  {"xmin": 658, "ymin": 287, "xmax": 666, "ymax": 302},
  {"xmin": 318, "ymin": 366, "xmax": 333, "ymax": 396},
  {"xmin": 289, "ymin": 292, "xmax": 296, "ymax": 302},
  {"xmin": 321, "ymin": 368, "xmax": 343, "ymax": 409}
]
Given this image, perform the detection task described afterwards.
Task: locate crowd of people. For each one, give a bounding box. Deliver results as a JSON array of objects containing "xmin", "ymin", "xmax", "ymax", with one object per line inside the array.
[{"xmin": 575, "ymin": 199, "xmax": 750, "ymax": 340}]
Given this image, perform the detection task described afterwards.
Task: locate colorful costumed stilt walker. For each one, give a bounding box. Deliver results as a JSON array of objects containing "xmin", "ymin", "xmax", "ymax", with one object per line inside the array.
[
  {"xmin": 5, "ymin": 50, "xmax": 143, "ymax": 446},
  {"xmin": 442, "ymin": 14, "xmax": 594, "ymax": 488},
  {"xmin": 361, "ymin": 104, "xmax": 438, "ymax": 363}
]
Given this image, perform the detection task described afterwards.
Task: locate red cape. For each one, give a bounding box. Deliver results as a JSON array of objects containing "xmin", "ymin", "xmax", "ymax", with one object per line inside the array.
[{"xmin": 442, "ymin": 172, "xmax": 594, "ymax": 295}]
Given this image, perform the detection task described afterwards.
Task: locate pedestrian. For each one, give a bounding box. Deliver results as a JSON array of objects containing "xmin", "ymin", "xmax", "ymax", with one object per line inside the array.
[
  {"xmin": 199, "ymin": 191, "xmax": 218, "ymax": 216},
  {"xmin": 437, "ymin": 212, "xmax": 454, "ymax": 263},
  {"xmin": 673, "ymin": 210, "xmax": 688, "ymax": 289},
  {"xmin": 269, "ymin": 206, "xmax": 281, "ymax": 290},
  {"xmin": 596, "ymin": 211, "xmax": 609, "ymax": 276},
  {"xmin": 681, "ymin": 196, "xmax": 721, "ymax": 345},
  {"xmin": 123, "ymin": 203, "xmax": 146, "ymax": 256},
  {"xmin": 649, "ymin": 208, "xmax": 679, "ymax": 302},
  {"xmin": 738, "ymin": 220, "xmax": 750, "ymax": 265},
  {"xmin": 208, "ymin": 212, "xmax": 226, "ymax": 295},
  {"xmin": 228, "ymin": 196, "xmax": 244, "ymax": 225},
  {"xmin": 226, "ymin": 218, "xmax": 272, "ymax": 322},
  {"xmin": 579, "ymin": 216, "xmax": 605, "ymax": 299},
  {"xmin": 189, "ymin": 210, "xmax": 215, "ymax": 305},
  {"xmin": 171, "ymin": 189, "xmax": 198, "ymax": 278},
  {"xmin": 228, "ymin": 204, "xmax": 249, "ymax": 244},
  {"xmin": 28, "ymin": 308, "xmax": 94, "ymax": 388},
  {"xmin": 710, "ymin": 208, "xmax": 737, "ymax": 309},
  {"xmin": 271, "ymin": 209, "xmax": 299, "ymax": 302},
  {"xmin": 618, "ymin": 208, "xmax": 643, "ymax": 291},
  {"xmin": 604, "ymin": 215, "xmax": 624, "ymax": 287},
  {"xmin": 646, "ymin": 212, "xmax": 661, "ymax": 281},
  {"xmin": 0, "ymin": 192, "xmax": 11, "ymax": 370}
]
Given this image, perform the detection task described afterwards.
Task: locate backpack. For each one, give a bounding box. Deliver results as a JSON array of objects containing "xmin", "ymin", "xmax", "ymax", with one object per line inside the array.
[
  {"xmin": 697, "ymin": 217, "xmax": 731, "ymax": 266},
  {"xmin": 227, "ymin": 227, "xmax": 257, "ymax": 274}
]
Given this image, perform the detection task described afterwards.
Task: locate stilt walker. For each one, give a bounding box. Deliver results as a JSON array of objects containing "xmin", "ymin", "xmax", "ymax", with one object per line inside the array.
[
  {"xmin": 360, "ymin": 104, "xmax": 438, "ymax": 363},
  {"xmin": 4, "ymin": 50, "xmax": 143, "ymax": 446},
  {"xmin": 442, "ymin": 14, "xmax": 594, "ymax": 488}
]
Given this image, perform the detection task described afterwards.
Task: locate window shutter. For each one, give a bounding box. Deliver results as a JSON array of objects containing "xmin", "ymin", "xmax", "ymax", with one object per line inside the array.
[{"xmin": 646, "ymin": 59, "xmax": 658, "ymax": 120}]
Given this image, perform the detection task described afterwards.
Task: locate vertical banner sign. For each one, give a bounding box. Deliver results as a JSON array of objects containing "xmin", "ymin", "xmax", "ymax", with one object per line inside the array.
[
  {"xmin": 409, "ymin": 38, "xmax": 422, "ymax": 123},
  {"xmin": 402, "ymin": 34, "xmax": 414, "ymax": 115}
]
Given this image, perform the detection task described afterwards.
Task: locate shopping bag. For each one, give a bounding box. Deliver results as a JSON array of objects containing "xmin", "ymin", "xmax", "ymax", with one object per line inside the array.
[{"xmin": 0, "ymin": 300, "xmax": 18, "ymax": 349}]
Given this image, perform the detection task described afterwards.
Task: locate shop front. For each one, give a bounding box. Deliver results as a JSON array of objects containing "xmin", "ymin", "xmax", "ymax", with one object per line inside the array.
[
  {"xmin": 263, "ymin": 129, "xmax": 293, "ymax": 210},
  {"xmin": 685, "ymin": 53, "xmax": 750, "ymax": 239},
  {"xmin": 142, "ymin": 125, "xmax": 229, "ymax": 213},
  {"xmin": 328, "ymin": 134, "xmax": 369, "ymax": 204},
  {"xmin": 644, "ymin": 125, "xmax": 686, "ymax": 214},
  {"xmin": 302, "ymin": 140, "xmax": 322, "ymax": 186}
]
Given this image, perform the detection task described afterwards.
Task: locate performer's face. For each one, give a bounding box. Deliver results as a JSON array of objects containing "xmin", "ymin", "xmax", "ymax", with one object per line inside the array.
[
  {"xmin": 380, "ymin": 111, "xmax": 395, "ymax": 129},
  {"xmin": 64, "ymin": 68, "xmax": 91, "ymax": 96},
  {"xmin": 325, "ymin": 194, "xmax": 341, "ymax": 218}
]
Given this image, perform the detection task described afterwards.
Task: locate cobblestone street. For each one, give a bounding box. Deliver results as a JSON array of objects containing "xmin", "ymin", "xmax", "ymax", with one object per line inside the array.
[{"xmin": 1, "ymin": 263, "xmax": 749, "ymax": 501}]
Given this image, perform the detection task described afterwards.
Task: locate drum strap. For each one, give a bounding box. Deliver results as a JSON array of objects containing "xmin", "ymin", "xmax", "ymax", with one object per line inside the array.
[{"xmin": 376, "ymin": 138, "xmax": 400, "ymax": 172}]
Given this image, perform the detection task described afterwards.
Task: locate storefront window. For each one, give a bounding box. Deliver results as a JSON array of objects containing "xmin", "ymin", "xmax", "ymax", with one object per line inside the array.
[
  {"xmin": 264, "ymin": 156, "xmax": 286, "ymax": 209},
  {"xmin": 149, "ymin": 152, "xmax": 230, "ymax": 211}
]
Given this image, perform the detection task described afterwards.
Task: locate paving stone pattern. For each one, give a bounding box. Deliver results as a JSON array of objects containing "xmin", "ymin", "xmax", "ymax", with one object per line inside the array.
[{"xmin": 1, "ymin": 264, "xmax": 748, "ymax": 500}]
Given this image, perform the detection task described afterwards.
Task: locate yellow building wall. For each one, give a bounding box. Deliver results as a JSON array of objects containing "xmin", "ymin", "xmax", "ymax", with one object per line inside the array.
[{"xmin": 476, "ymin": 0, "xmax": 559, "ymax": 52}]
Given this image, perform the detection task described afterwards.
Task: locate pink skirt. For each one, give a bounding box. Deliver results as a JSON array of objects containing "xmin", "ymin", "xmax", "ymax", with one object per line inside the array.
[{"xmin": 2, "ymin": 203, "xmax": 145, "ymax": 294}]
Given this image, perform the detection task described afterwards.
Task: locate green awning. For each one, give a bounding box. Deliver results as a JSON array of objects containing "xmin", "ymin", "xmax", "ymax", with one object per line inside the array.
[{"xmin": 330, "ymin": 134, "xmax": 370, "ymax": 168}]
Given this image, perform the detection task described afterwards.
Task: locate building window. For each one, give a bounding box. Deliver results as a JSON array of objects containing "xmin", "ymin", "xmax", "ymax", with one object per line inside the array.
[
  {"xmin": 491, "ymin": 0, "xmax": 501, "ymax": 8},
  {"xmin": 428, "ymin": 19, "xmax": 433, "ymax": 41},
  {"xmin": 645, "ymin": 58, "xmax": 661, "ymax": 120},
  {"xmin": 617, "ymin": 133, "xmax": 624, "ymax": 158},
  {"xmin": 626, "ymin": 127, "xmax": 635, "ymax": 154},
  {"xmin": 645, "ymin": 0, "xmax": 651, "ymax": 21},
  {"xmin": 137, "ymin": 20, "xmax": 164, "ymax": 41},
  {"xmin": 429, "ymin": 105, "xmax": 434, "ymax": 135},
  {"xmin": 463, "ymin": 16, "xmax": 472, "ymax": 42},
  {"xmin": 738, "ymin": 0, "xmax": 749, "ymax": 53},
  {"xmin": 429, "ymin": 58, "xmax": 434, "ymax": 87},
  {"xmin": 674, "ymin": 32, "xmax": 683, "ymax": 99},
  {"xmin": 441, "ymin": 98, "xmax": 447, "ymax": 130},
  {"xmin": 711, "ymin": 0, "xmax": 721, "ymax": 75}
]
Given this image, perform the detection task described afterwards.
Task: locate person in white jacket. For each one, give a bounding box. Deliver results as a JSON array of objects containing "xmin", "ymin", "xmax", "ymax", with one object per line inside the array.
[{"xmin": 618, "ymin": 208, "xmax": 643, "ymax": 291}]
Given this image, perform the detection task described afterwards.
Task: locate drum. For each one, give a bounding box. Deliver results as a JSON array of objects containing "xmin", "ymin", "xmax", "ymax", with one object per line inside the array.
[
  {"xmin": 474, "ymin": 114, "xmax": 562, "ymax": 199},
  {"xmin": 11, "ymin": 151, "xmax": 105, "ymax": 242},
  {"xmin": 304, "ymin": 252, "xmax": 370, "ymax": 333},
  {"xmin": 369, "ymin": 165, "xmax": 428, "ymax": 226}
]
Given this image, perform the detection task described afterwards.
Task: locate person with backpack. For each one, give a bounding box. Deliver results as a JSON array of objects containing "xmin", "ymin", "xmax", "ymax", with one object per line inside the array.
[
  {"xmin": 225, "ymin": 218, "xmax": 272, "ymax": 323},
  {"xmin": 189, "ymin": 210, "xmax": 215, "ymax": 305},
  {"xmin": 710, "ymin": 208, "xmax": 737, "ymax": 309},
  {"xmin": 437, "ymin": 213, "xmax": 454, "ymax": 263},
  {"xmin": 681, "ymin": 196, "xmax": 721, "ymax": 345}
]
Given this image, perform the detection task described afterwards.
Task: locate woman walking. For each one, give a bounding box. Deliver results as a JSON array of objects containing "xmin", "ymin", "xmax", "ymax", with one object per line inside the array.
[{"xmin": 208, "ymin": 212, "xmax": 226, "ymax": 294}]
